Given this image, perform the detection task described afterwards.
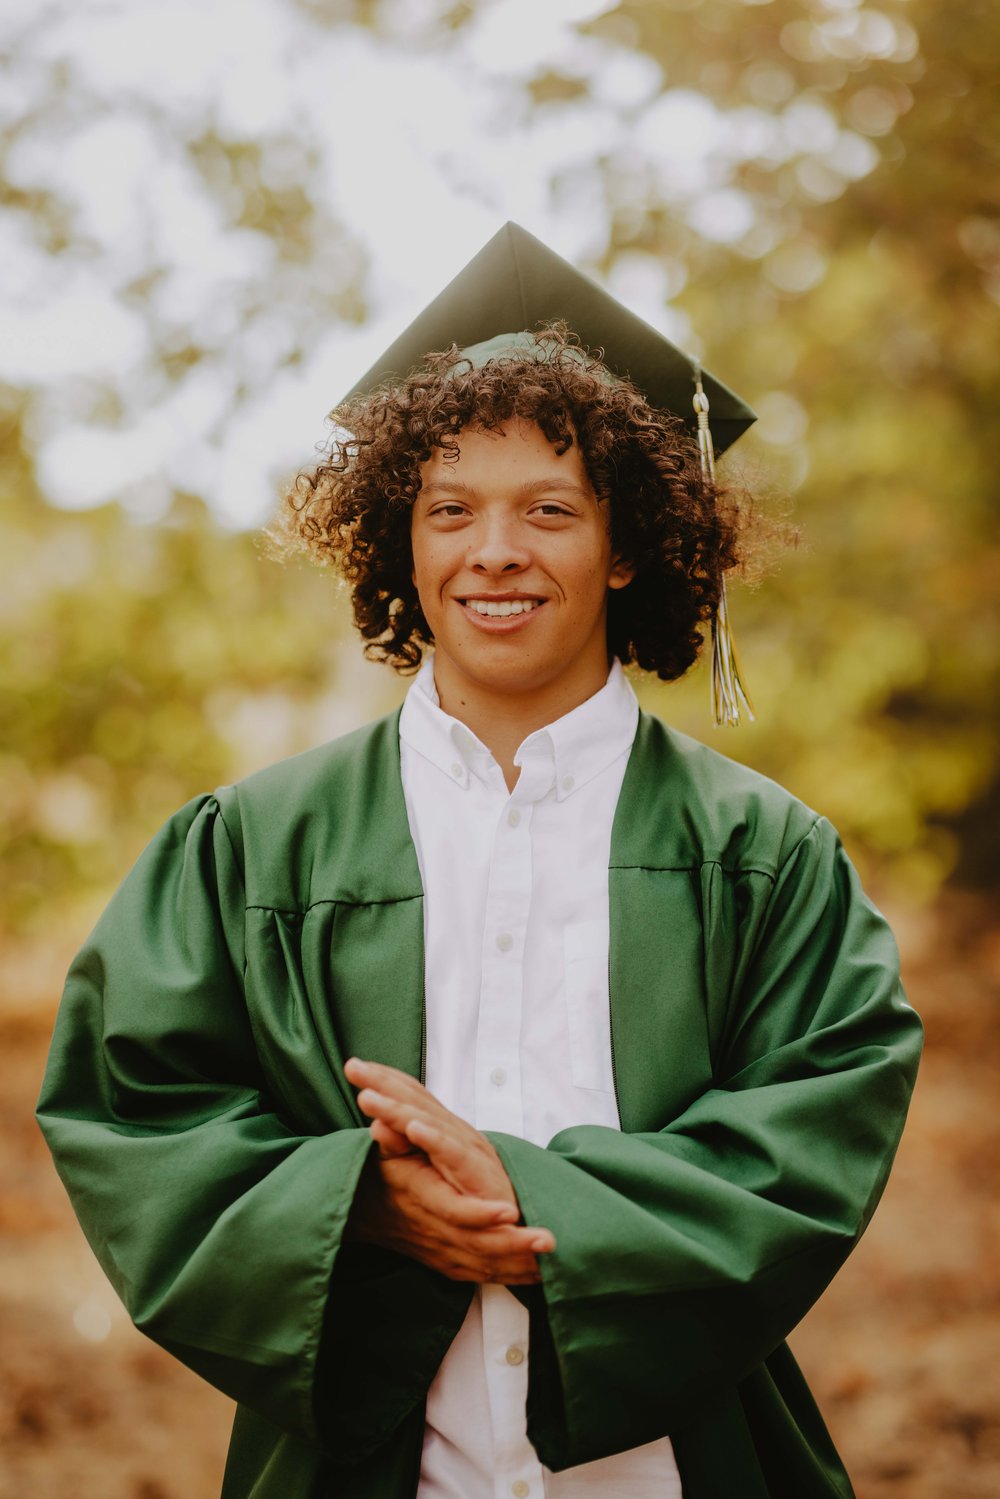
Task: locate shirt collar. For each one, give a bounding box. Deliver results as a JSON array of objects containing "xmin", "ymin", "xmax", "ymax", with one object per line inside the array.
[{"xmin": 398, "ymin": 655, "xmax": 639, "ymax": 802}]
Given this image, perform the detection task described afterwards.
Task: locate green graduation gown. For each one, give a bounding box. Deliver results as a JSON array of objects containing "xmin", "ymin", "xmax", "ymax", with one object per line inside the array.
[{"xmin": 37, "ymin": 709, "xmax": 922, "ymax": 1499}]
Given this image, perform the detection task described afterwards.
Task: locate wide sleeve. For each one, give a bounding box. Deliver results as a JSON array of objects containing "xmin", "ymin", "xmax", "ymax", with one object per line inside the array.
[
  {"xmin": 35, "ymin": 793, "xmax": 424, "ymax": 1454},
  {"xmin": 488, "ymin": 817, "xmax": 923, "ymax": 1471}
]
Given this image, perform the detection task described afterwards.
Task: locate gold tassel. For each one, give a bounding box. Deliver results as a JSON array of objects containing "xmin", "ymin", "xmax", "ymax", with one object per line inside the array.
[{"xmin": 693, "ymin": 365, "xmax": 754, "ymax": 727}]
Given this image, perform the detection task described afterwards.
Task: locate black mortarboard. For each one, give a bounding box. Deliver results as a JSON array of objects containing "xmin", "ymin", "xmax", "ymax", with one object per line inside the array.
[{"xmin": 342, "ymin": 221, "xmax": 755, "ymax": 455}]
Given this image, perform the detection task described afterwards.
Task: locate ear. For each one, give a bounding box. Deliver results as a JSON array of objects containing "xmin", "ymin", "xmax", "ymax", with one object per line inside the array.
[{"xmin": 608, "ymin": 555, "xmax": 635, "ymax": 590}]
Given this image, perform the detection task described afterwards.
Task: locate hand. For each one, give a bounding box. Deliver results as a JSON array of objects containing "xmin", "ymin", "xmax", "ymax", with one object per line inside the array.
[
  {"xmin": 345, "ymin": 1058, "xmax": 517, "ymax": 1206},
  {"xmin": 343, "ymin": 1057, "xmax": 556, "ymax": 1285},
  {"xmin": 346, "ymin": 1148, "xmax": 553, "ymax": 1285}
]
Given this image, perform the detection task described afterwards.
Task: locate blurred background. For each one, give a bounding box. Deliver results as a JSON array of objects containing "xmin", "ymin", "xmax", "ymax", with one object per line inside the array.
[{"xmin": 1, "ymin": 0, "xmax": 997, "ymax": 1494}]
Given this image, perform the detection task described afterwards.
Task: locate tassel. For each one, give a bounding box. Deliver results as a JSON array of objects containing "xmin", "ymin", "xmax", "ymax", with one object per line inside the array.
[{"xmin": 693, "ymin": 365, "xmax": 754, "ymax": 727}]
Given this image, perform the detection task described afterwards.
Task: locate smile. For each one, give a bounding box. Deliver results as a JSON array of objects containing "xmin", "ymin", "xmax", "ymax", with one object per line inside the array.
[
  {"xmin": 457, "ymin": 597, "xmax": 545, "ymax": 631},
  {"xmin": 465, "ymin": 599, "xmax": 537, "ymax": 617}
]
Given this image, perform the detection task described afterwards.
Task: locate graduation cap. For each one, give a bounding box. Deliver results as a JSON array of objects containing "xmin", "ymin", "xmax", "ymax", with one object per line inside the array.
[
  {"xmin": 342, "ymin": 221, "xmax": 755, "ymax": 456},
  {"xmin": 342, "ymin": 221, "xmax": 755, "ymax": 724}
]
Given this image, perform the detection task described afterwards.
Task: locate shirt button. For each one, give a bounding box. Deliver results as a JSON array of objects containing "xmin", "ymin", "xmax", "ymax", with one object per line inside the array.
[
  {"xmin": 512, "ymin": 1483, "xmax": 530, "ymax": 1498},
  {"xmin": 451, "ymin": 763, "xmax": 463, "ymax": 779},
  {"xmin": 507, "ymin": 808, "xmax": 521, "ymax": 828},
  {"xmin": 505, "ymin": 1345, "xmax": 525, "ymax": 1366},
  {"xmin": 490, "ymin": 1067, "xmax": 507, "ymax": 1087},
  {"xmin": 561, "ymin": 774, "xmax": 575, "ymax": 792},
  {"xmin": 496, "ymin": 932, "xmax": 513, "ymax": 952}
]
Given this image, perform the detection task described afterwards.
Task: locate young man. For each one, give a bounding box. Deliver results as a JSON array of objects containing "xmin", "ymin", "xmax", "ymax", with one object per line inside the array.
[{"xmin": 38, "ymin": 224, "xmax": 922, "ymax": 1499}]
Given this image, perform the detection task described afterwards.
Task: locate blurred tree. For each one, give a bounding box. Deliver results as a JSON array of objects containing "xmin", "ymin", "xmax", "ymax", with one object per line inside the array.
[
  {"xmin": 0, "ymin": 388, "xmax": 400, "ymax": 987},
  {"xmin": 550, "ymin": 0, "xmax": 1000, "ymax": 894},
  {"xmin": 0, "ymin": 0, "xmax": 371, "ymax": 525},
  {"xmin": 2, "ymin": 0, "xmax": 998, "ymax": 1009}
]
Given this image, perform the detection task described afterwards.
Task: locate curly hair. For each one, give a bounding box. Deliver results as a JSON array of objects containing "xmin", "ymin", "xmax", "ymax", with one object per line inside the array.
[{"xmin": 273, "ymin": 323, "xmax": 753, "ymax": 681}]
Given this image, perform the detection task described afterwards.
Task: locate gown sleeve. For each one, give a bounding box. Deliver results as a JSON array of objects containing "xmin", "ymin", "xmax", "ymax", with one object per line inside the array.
[
  {"xmin": 35, "ymin": 792, "xmax": 459, "ymax": 1458},
  {"xmin": 487, "ymin": 816, "xmax": 923, "ymax": 1471}
]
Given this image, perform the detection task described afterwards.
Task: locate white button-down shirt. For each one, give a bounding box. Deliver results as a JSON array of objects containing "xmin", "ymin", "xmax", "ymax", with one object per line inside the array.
[{"xmin": 399, "ymin": 657, "xmax": 682, "ymax": 1499}]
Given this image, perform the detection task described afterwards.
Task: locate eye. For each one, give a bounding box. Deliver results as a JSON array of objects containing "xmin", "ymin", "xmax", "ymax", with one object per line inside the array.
[
  {"xmin": 531, "ymin": 501, "xmax": 574, "ymax": 518},
  {"xmin": 429, "ymin": 503, "xmax": 468, "ymax": 518}
]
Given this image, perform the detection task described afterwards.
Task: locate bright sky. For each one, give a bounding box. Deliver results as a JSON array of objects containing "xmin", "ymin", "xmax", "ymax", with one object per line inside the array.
[{"xmin": 0, "ymin": 0, "xmax": 888, "ymax": 525}]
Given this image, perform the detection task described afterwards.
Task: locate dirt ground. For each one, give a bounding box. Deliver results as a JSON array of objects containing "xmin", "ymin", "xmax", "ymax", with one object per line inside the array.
[{"xmin": 1, "ymin": 894, "xmax": 997, "ymax": 1499}]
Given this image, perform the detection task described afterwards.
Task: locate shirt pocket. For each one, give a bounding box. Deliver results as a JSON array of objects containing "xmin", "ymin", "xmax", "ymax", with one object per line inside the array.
[{"xmin": 563, "ymin": 918, "xmax": 616, "ymax": 1094}]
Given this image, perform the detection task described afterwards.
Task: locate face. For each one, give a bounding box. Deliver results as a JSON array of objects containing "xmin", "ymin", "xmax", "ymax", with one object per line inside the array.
[{"xmin": 410, "ymin": 418, "xmax": 633, "ymax": 714}]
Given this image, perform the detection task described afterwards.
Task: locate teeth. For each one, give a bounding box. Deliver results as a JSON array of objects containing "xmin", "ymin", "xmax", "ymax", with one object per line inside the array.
[{"xmin": 467, "ymin": 599, "xmax": 536, "ymax": 616}]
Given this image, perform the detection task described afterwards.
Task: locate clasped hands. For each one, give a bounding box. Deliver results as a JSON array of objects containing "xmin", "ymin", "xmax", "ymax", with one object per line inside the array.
[{"xmin": 343, "ymin": 1057, "xmax": 555, "ymax": 1286}]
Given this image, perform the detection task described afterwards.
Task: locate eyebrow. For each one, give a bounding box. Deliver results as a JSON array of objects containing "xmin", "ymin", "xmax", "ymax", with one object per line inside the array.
[{"xmin": 420, "ymin": 478, "xmax": 592, "ymax": 498}]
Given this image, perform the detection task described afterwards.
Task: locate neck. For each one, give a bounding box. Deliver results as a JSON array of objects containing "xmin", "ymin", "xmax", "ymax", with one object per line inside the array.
[{"xmin": 432, "ymin": 657, "xmax": 612, "ymax": 792}]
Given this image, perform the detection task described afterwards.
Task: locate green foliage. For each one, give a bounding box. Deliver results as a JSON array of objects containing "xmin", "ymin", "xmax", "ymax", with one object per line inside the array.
[
  {"xmin": 573, "ymin": 0, "xmax": 1000, "ymax": 895},
  {"xmin": 0, "ymin": 394, "xmax": 401, "ymax": 954}
]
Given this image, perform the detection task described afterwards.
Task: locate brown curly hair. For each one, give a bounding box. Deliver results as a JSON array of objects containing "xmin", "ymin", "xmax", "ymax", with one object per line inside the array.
[{"xmin": 274, "ymin": 323, "xmax": 752, "ymax": 681}]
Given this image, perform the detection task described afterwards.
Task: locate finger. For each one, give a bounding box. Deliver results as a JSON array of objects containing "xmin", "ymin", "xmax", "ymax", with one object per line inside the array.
[
  {"xmin": 357, "ymin": 1092, "xmax": 425, "ymax": 1149},
  {"xmin": 345, "ymin": 1056, "xmax": 405, "ymax": 1084},
  {"xmin": 407, "ymin": 1166, "xmax": 520, "ymax": 1228},
  {"xmin": 492, "ymin": 1228, "xmax": 555, "ymax": 1255},
  {"xmin": 346, "ymin": 1058, "xmax": 434, "ymax": 1107},
  {"xmin": 404, "ymin": 1118, "xmax": 498, "ymax": 1196},
  {"xmin": 444, "ymin": 1220, "xmax": 555, "ymax": 1256},
  {"xmin": 359, "ymin": 1094, "xmax": 484, "ymax": 1196},
  {"xmin": 393, "ymin": 1156, "xmax": 549, "ymax": 1248},
  {"xmin": 347, "ymin": 1062, "xmax": 467, "ymax": 1136},
  {"xmin": 406, "ymin": 1126, "xmax": 524, "ymax": 1224},
  {"xmin": 456, "ymin": 1222, "xmax": 556, "ymax": 1255},
  {"xmin": 355, "ymin": 1081, "xmax": 507, "ymax": 1205},
  {"xmin": 385, "ymin": 1214, "xmax": 552, "ymax": 1282},
  {"xmin": 350, "ymin": 1061, "xmax": 479, "ymax": 1151},
  {"xmin": 444, "ymin": 1195, "xmax": 522, "ymax": 1229},
  {"xmin": 375, "ymin": 1209, "xmax": 546, "ymax": 1278},
  {"xmin": 442, "ymin": 1251, "xmax": 546, "ymax": 1284},
  {"xmin": 369, "ymin": 1119, "xmax": 414, "ymax": 1158},
  {"xmin": 404, "ymin": 1117, "xmax": 466, "ymax": 1160},
  {"xmin": 356, "ymin": 1087, "xmax": 430, "ymax": 1134},
  {"xmin": 385, "ymin": 1155, "xmax": 520, "ymax": 1227}
]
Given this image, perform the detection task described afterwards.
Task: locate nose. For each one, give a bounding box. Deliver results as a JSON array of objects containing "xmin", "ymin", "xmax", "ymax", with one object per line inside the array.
[{"xmin": 465, "ymin": 511, "xmax": 531, "ymax": 576}]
